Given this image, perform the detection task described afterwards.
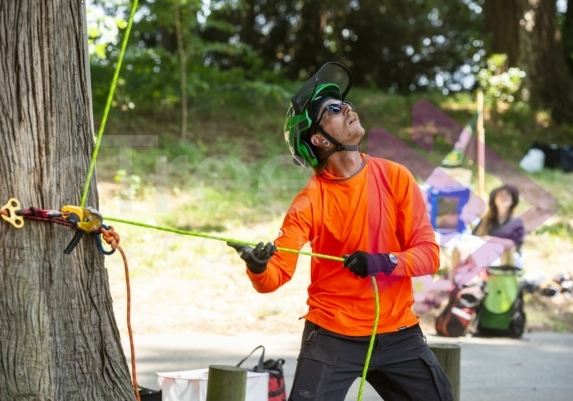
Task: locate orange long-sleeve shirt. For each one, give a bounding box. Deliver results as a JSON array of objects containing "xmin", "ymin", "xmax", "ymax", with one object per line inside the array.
[{"xmin": 247, "ymin": 155, "xmax": 439, "ymax": 336}]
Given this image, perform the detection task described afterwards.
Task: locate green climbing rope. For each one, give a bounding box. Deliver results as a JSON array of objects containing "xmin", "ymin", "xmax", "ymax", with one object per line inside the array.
[
  {"xmin": 358, "ymin": 276, "xmax": 380, "ymax": 401},
  {"xmin": 104, "ymin": 214, "xmax": 380, "ymax": 401},
  {"xmin": 76, "ymin": 1, "xmax": 380, "ymax": 395},
  {"xmin": 80, "ymin": 0, "xmax": 140, "ymax": 208},
  {"xmin": 104, "ymin": 215, "xmax": 344, "ymax": 262}
]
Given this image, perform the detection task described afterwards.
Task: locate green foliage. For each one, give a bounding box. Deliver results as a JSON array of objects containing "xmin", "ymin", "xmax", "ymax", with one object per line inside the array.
[
  {"xmin": 87, "ymin": 0, "xmax": 488, "ymax": 103},
  {"xmin": 86, "ymin": 2, "xmax": 126, "ymax": 61},
  {"xmin": 88, "ymin": 0, "xmax": 282, "ymax": 116},
  {"xmin": 533, "ymin": 221, "xmax": 573, "ymax": 237},
  {"xmin": 477, "ymin": 54, "xmax": 526, "ymax": 103},
  {"xmin": 523, "ymin": 168, "xmax": 573, "ymax": 219},
  {"xmin": 113, "ymin": 170, "xmax": 142, "ymax": 200}
]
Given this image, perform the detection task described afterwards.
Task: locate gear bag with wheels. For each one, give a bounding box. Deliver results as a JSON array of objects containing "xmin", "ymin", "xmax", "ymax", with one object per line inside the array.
[
  {"xmin": 477, "ymin": 266, "xmax": 526, "ymax": 338},
  {"xmin": 237, "ymin": 345, "xmax": 287, "ymax": 401},
  {"xmin": 435, "ymin": 282, "xmax": 484, "ymax": 337}
]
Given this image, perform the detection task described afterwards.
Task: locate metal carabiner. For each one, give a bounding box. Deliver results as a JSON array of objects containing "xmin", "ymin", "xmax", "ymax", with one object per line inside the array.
[
  {"xmin": 60, "ymin": 205, "xmax": 106, "ymax": 254},
  {"xmin": 61, "ymin": 205, "xmax": 103, "ymax": 233}
]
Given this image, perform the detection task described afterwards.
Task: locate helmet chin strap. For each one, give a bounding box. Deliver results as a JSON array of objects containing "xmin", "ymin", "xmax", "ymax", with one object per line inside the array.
[{"xmin": 316, "ymin": 126, "xmax": 361, "ymax": 161}]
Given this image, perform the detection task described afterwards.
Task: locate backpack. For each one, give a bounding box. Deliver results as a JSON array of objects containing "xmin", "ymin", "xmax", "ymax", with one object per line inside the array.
[
  {"xmin": 477, "ymin": 267, "xmax": 526, "ymax": 338},
  {"xmin": 237, "ymin": 345, "xmax": 287, "ymax": 401},
  {"xmin": 435, "ymin": 283, "xmax": 484, "ymax": 337}
]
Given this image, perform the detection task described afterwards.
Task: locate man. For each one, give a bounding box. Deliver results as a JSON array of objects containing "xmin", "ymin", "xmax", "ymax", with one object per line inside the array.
[{"xmin": 229, "ymin": 62, "xmax": 453, "ymax": 401}]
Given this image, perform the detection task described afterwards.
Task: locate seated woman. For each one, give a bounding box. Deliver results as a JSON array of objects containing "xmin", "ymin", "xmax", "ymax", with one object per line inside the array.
[
  {"xmin": 472, "ymin": 184, "xmax": 525, "ymax": 267},
  {"xmin": 414, "ymin": 185, "xmax": 525, "ymax": 313}
]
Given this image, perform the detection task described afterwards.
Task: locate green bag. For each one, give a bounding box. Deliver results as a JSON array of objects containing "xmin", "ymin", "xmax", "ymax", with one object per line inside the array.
[{"xmin": 477, "ymin": 267, "xmax": 526, "ymax": 338}]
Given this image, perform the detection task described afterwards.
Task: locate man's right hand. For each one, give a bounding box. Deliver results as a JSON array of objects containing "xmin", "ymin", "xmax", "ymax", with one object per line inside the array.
[{"xmin": 227, "ymin": 241, "xmax": 276, "ymax": 274}]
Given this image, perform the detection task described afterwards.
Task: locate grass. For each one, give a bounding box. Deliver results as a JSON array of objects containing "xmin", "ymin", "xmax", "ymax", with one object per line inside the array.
[
  {"xmin": 97, "ymin": 87, "xmax": 573, "ymax": 334},
  {"xmin": 97, "ymin": 89, "xmax": 573, "ymax": 231}
]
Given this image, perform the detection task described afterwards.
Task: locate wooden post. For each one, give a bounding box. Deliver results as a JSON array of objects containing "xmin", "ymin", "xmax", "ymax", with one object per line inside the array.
[
  {"xmin": 430, "ymin": 343, "xmax": 461, "ymax": 401},
  {"xmin": 206, "ymin": 365, "xmax": 247, "ymax": 401},
  {"xmin": 476, "ymin": 90, "xmax": 486, "ymax": 200}
]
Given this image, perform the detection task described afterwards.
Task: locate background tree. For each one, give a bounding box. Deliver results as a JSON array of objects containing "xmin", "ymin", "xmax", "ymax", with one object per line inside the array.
[
  {"xmin": 88, "ymin": 0, "xmax": 573, "ymax": 126},
  {"xmin": 0, "ymin": 2, "xmax": 136, "ymax": 400},
  {"xmin": 484, "ymin": 0, "xmax": 573, "ymax": 123},
  {"xmin": 199, "ymin": 0, "xmax": 483, "ymax": 92},
  {"xmin": 562, "ymin": 0, "xmax": 573, "ymax": 75},
  {"xmin": 344, "ymin": 0, "xmax": 484, "ymax": 93}
]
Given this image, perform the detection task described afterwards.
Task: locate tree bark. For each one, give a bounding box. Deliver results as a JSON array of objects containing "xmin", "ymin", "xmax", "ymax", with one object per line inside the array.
[
  {"xmin": 520, "ymin": 0, "xmax": 573, "ymax": 123},
  {"xmin": 564, "ymin": 0, "xmax": 573, "ymax": 75},
  {"xmin": 0, "ymin": 2, "xmax": 135, "ymax": 400},
  {"xmin": 484, "ymin": 0, "xmax": 522, "ymax": 66}
]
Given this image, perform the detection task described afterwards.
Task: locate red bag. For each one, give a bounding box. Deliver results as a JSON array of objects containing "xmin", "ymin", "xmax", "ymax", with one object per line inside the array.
[
  {"xmin": 237, "ymin": 345, "xmax": 287, "ymax": 401},
  {"xmin": 435, "ymin": 284, "xmax": 484, "ymax": 337}
]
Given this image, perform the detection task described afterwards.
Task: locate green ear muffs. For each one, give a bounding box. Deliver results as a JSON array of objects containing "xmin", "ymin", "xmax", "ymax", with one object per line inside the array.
[
  {"xmin": 284, "ymin": 62, "xmax": 353, "ymax": 168},
  {"xmin": 284, "ymin": 107, "xmax": 319, "ymax": 167}
]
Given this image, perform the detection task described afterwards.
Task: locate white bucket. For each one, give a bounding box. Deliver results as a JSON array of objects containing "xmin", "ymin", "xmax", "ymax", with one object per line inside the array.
[{"xmin": 157, "ymin": 368, "xmax": 268, "ymax": 401}]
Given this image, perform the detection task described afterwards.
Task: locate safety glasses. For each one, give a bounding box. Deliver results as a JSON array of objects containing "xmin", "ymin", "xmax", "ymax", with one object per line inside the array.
[{"xmin": 316, "ymin": 101, "xmax": 354, "ymax": 125}]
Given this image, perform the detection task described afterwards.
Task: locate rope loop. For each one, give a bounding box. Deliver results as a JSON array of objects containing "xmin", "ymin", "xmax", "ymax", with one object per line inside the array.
[{"xmin": 100, "ymin": 225, "xmax": 120, "ymax": 250}]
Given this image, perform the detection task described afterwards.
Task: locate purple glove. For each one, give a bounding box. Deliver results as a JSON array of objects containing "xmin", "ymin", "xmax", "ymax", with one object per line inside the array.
[{"xmin": 343, "ymin": 251, "xmax": 398, "ymax": 278}]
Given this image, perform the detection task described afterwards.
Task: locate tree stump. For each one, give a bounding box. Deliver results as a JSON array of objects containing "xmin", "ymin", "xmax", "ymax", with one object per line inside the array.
[
  {"xmin": 206, "ymin": 365, "xmax": 247, "ymax": 401},
  {"xmin": 430, "ymin": 343, "xmax": 461, "ymax": 401}
]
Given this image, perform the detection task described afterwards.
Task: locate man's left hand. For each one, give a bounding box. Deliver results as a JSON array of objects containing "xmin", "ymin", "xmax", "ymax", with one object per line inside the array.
[{"xmin": 343, "ymin": 251, "xmax": 397, "ymax": 278}]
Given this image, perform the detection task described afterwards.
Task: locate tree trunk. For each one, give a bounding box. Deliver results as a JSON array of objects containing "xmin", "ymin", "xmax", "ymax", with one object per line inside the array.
[
  {"xmin": 484, "ymin": 0, "xmax": 522, "ymax": 66},
  {"xmin": 0, "ymin": 2, "xmax": 136, "ymax": 401},
  {"xmin": 564, "ymin": 0, "xmax": 573, "ymax": 75},
  {"xmin": 484, "ymin": 0, "xmax": 573, "ymax": 123},
  {"xmin": 518, "ymin": 0, "xmax": 573, "ymax": 123}
]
